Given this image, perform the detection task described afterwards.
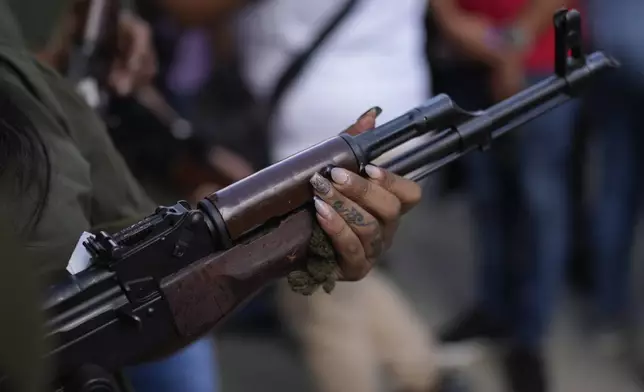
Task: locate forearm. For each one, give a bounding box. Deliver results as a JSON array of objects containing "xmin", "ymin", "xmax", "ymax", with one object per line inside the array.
[
  {"xmin": 511, "ymin": 0, "xmax": 569, "ymax": 41},
  {"xmin": 430, "ymin": 0, "xmax": 505, "ymax": 66}
]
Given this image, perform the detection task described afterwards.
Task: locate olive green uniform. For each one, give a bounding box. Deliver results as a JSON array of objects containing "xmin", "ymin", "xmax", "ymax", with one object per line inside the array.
[
  {"xmin": 0, "ymin": 0, "xmax": 155, "ymax": 388},
  {"xmin": 0, "ymin": 226, "xmax": 49, "ymax": 392},
  {"xmin": 0, "ymin": 0, "xmax": 155, "ymax": 273}
]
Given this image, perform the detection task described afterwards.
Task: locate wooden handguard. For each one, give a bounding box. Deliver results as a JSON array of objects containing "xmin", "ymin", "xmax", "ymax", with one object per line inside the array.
[{"xmin": 160, "ymin": 209, "xmax": 316, "ymax": 338}]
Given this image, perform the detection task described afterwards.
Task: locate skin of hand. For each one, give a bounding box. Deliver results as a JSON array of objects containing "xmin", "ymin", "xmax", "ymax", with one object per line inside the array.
[
  {"xmin": 108, "ymin": 11, "xmax": 158, "ymax": 96},
  {"xmin": 309, "ymin": 108, "xmax": 423, "ymax": 281}
]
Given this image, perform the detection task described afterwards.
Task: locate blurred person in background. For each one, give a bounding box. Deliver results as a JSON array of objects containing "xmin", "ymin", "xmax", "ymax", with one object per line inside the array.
[
  {"xmin": 431, "ymin": 1, "xmax": 575, "ymax": 391},
  {"xmin": 236, "ymin": 1, "xmax": 458, "ymax": 392},
  {"xmin": 583, "ymin": 0, "xmax": 644, "ymax": 353}
]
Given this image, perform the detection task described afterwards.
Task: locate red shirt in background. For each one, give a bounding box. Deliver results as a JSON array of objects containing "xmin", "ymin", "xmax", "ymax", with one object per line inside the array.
[{"xmin": 456, "ymin": 0, "xmax": 574, "ymax": 72}]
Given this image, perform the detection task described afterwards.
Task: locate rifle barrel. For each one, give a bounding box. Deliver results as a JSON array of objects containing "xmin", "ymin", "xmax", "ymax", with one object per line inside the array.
[{"xmin": 382, "ymin": 50, "xmax": 618, "ymax": 182}]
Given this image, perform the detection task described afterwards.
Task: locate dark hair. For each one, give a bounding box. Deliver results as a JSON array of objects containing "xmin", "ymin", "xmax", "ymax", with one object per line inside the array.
[{"xmin": 0, "ymin": 90, "xmax": 51, "ymax": 230}]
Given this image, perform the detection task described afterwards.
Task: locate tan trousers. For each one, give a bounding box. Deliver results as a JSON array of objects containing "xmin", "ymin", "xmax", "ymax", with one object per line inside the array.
[{"xmin": 277, "ymin": 269, "xmax": 438, "ymax": 392}]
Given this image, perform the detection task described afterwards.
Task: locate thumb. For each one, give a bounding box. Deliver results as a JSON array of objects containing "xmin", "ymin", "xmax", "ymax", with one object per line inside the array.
[{"xmin": 343, "ymin": 106, "xmax": 382, "ymax": 136}]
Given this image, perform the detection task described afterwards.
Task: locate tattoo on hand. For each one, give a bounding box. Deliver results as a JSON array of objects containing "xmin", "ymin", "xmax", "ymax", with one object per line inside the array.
[
  {"xmin": 332, "ymin": 200, "xmax": 384, "ymax": 260},
  {"xmin": 369, "ymin": 229, "xmax": 384, "ymax": 259},
  {"xmin": 332, "ymin": 201, "xmax": 377, "ymax": 227}
]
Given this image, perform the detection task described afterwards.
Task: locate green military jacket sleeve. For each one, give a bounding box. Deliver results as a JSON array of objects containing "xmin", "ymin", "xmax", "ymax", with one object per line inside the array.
[
  {"xmin": 0, "ymin": 224, "xmax": 50, "ymax": 392},
  {"xmin": 0, "ymin": 0, "xmax": 155, "ymax": 275}
]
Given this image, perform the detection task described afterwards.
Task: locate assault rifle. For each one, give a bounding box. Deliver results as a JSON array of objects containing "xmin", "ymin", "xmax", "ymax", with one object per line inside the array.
[{"xmin": 39, "ymin": 9, "xmax": 616, "ymax": 391}]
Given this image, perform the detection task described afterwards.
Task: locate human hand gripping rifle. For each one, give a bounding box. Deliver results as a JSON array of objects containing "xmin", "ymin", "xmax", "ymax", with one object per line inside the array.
[{"xmin": 40, "ymin": 9, "xmax": 616, "ymax": 391}]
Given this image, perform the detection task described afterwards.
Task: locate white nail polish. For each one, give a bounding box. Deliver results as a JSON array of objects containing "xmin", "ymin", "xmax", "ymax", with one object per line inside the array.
[
  {"xmin": 330, "ymin": 168, "xmax": 349, "ymax": 184},
  {"xmin": 364, "ymin": 165, "xmax": 382, "ymax": 179},
  {"xmin": 314, "ymin": 197, "xmax": 334, "ymax": 220}
]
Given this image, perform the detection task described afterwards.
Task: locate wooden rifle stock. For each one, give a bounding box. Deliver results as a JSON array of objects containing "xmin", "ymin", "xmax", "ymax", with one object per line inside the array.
[{"xmin": 161, "ymin": 209, "xmax": 314, "ymax": 337}]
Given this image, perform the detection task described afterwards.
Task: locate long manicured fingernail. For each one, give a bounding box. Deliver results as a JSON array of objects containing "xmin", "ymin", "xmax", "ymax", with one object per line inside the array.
[
  {"xmin": 357, "ymin": 106, "xmax": 382, "ymax": 120},
  {"xmin": 330, "ymin": 168, "xmax": 349, "ymax": 185},
  {"xmin": 310, "ymin": 173, "xmax": 332, "ymax": 195},
  {"xmin": 314, "ymin": 196, "xmax": 334, "ymax": 220},
  {"xmin": 364, "ymin": 164, "xmax": 383, "ymax": 179}
]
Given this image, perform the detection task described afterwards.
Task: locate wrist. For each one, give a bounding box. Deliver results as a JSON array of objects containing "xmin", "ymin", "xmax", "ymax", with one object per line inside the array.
[
  {"xmin": 482, "ymin": 25, "xmax": 530, "ymax": 70},
  {"xmin": 482, "ymin": 27, "xmax": 507, "ymax": 67},
  {"xmin": 499, "ymin": 24, "xmax": 533, "ymax": 52}
]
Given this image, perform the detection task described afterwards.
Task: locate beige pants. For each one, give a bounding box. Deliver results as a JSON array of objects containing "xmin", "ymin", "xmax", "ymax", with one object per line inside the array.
[{"xmin": 277, "ymin": 269, "xmax": 438, "ymax": 392}]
